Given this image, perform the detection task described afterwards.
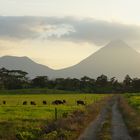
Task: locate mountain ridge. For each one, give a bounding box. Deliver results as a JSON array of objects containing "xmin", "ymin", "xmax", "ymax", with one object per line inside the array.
[
  {"xmin": 0, "ymin": 55, "xmax": 55, "ymax": 78},
  {"xmin": 54, "ymin": 40, "xmax": 140, "ymax": 80},
  {"xmin": 1, "ymin": 40, "xmax": 140, "ymax": 80}
]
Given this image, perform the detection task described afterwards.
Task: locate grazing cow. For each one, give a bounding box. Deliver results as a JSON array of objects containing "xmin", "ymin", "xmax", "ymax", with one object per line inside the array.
[
  {"xmin": 43, "ymin": 101, "xmax": 47, "ymax": 105},
  {"xmin": 30, "ymin": 101, "xmax": 36, "ymax": 105},
  {"xmin": 23, "ymin": 101, "xmax": 27, "ymax": 105},
  {"xmin": 63, "ymin": 100, "xmax": 66, "ymax": 104},
  {"xmin": 77, "ymin": 100, "xmax": 85, "ymax": 105},
  {"xmin": 52, "ymin": 100, "xmax": 65, "ymax": 105},
  {"xmin": 3, "ymin": 101, "xmax": 6, "ymax": 105}
]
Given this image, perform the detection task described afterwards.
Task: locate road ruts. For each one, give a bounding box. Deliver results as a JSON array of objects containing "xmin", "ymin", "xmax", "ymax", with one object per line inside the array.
[
  {"xmin": 78, "ymin": 102, "xmax": 110, "ymax": 140},
  {"xmin": 112, "ymin": 99, "xmax": 132, "ymax": 140}
]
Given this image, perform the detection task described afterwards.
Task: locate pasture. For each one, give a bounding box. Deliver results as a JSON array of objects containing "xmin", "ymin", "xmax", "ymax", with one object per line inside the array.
[
  {"xmin": 0, "ymin": 93, "xmax": 106, "ymax": 121},
  {"xmin": 124, "ymin": 94, "xmax": 140, "ymax": 110},
  {"xmin": 0, "ymin": 91, "xmax": 109, "ymax": 139}
]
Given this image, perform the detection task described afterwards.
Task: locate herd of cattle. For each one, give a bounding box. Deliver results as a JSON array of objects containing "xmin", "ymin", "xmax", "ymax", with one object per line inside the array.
[{"xmin": 0, "ymin": 100, "xmax": 86, "ymax": 106}]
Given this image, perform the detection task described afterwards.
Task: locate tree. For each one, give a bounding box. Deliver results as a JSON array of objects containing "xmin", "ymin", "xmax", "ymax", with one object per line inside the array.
[
  {"xmin": 80, "ymin": 76, "xmax": 95, "ymax": 92},
  {"xmin": 131, "ymin": 78, "xmax": 140, "ymax": 92},
  {"xmin": 123, "ymin": 75, "xmax": 132, "ymax": 92},
  {"xmin": 96, "ymin": 74, "xmax": 108, "ymax": 87},
  {"xmin": 0, "ymin": 68, "xmax": 28, "ymax": 89},
  {"xmin": 32, "ymin": 76, "xmax": 48, "ymax": 88}
]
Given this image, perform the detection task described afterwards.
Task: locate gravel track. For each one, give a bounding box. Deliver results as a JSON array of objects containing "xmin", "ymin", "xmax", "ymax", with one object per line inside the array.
[
  {"xmin": 78, "ymin": 96, "xmax": 132, "ymax": 140},
  {"xmin": 78, "ymin": 102, "xmax": 110, "ymax": 140},
  {"xmin": 112, "ymin": 99, "xmax": 132, "ymax": 140}
]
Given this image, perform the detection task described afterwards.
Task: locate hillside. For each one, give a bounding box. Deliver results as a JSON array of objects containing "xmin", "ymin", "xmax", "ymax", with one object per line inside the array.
[
  {"xmin": 1, "ymin": 40, "xmax": 140, "ymax": 80},
  {"xmin": 55, "ymin": 40, "xmax": 140, "ymax": 80},
  {"xmin": 0, "ymin": 56, "xmax": 55, "ymax": 78}
]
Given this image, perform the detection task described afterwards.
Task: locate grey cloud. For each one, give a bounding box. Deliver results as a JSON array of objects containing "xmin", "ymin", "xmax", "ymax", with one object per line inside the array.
[
  {"xmin": 54, "ymin": 18, "xmax": 140, "ymax": 45},
  {"xmin": 0, "ymin": 16, "xmax": 140, "ymax": 46},
  {"xmin": 0, "ymin": 16, "xmax": 75, "ymax": 40},
  {"xmin": 0, "ymin": 16, "xmax": 46, "ymax": 39}
]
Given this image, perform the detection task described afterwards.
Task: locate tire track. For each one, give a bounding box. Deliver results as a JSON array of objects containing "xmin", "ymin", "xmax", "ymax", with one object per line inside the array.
[
  {"xmin": 111, "ymin": 98, "xmax": 132, "ymax": 140},
  {"xmin": 78, "ymin": 96, "xmax": 133, "ymax": 140},
  {"xmin": 78, "ymin": 101, "xmax": 111, "ymax": 140}
]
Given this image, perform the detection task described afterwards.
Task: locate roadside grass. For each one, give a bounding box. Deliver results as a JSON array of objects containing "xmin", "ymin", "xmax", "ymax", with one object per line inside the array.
[
  {"xmin": 126, "ymin": 95, "xmax": 140, "ymax": 110},
  {"xmin": 119, "ymin": 95, "xmax": 140, "ymax": 140},
  {"xmin": 41, "ymin": 96, "xmax": 111, "ymax": 140}
]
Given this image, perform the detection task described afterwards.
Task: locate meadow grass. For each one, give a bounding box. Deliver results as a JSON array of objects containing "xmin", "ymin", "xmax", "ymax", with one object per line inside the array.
[
  {"xmin": 0, "ymin": 93, "xmax": 107, "ymax": 121},
  {"xmin": 0, "ymin": 90, "xmax": 108, "ymax": 139},
  {"xmin": 119, "ymin": 95, "xmax": 140, "ymax": 140},
  {"xmin": 124, "ymin": 93, "xmax": 140, "ymax": 110}
]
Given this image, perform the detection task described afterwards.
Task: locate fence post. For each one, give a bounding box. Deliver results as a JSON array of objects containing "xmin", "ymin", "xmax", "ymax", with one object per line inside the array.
[{"xmin": 55, "ymin": 107, "xmax": 58, "ymax": 121}]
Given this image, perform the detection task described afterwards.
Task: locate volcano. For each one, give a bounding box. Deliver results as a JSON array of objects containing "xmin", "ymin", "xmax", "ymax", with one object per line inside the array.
[
  {"xmin": 1, "ymin": 40, "xmax": 140, "ymax": 80},
  {"xmin": 55, "ymin": 40, "xmax": 140, "ymax": 80}
]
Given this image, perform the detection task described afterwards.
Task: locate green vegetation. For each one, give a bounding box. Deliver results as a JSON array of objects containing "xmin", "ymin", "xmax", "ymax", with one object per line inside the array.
[
  {"xmin": 0, "ymin": 88, "xmax": 87, "ymax": 95},
  {"xmin": 0, "ymin": 91, "xmax": 108, "ymax": 140},
  {"xmin": 2, "ymin": 67, "xmax": 140, "ymax": 93},
  {"xmin": 0, "ymin": 93, "xmax": 104, "ymax": 120},
  {"xmin": 119, "ymin": 94, "xmax": 140, "ymax": 140},
  {"xmin": 128, "ymin": 95, "xmax": 140, "ymax": 110}
]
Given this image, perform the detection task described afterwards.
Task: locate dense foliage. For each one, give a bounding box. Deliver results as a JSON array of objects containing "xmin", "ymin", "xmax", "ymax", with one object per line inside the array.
[{"xmin": 1, "ymin": 67, "xmax": 140, "ymax": 93}]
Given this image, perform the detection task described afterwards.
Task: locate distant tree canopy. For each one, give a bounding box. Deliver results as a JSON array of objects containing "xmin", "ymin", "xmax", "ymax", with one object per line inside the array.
[
  {"xmin": 1, "ymin": 67, "xmax": 140, "ymax": 93},
  {"xmin": 0, "ymin": 68, "xmax": 28, "ymax": 89},
  {"xmin": 31, "ymin": 76, "xmax": 48, "ymax": 88}
]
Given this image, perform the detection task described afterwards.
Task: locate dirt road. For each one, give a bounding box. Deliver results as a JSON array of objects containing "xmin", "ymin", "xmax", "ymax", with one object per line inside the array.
[
  {"xmin": 78, "ymin": 96, "xmax": 132, "ymax": 140},
  {"xmin": 112, "ymin": 100, "xmax": 132, "ymax": 140}
]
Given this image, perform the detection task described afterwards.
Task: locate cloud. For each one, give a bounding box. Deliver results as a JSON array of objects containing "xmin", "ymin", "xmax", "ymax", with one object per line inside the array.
[
  {"xmin": 0, "ymin": 16, "xmax": 75, "ymax": 40},
  {"xmin": 52, "ymin": 18, "xmax": 140, "ymax": 46},
  {"xmin": 0, "ymin": 16, "xmax": 140, "ymax": 46},
  {"xmin": 0, "ymin": 17, "xmax": 37, "ymax": 39}
]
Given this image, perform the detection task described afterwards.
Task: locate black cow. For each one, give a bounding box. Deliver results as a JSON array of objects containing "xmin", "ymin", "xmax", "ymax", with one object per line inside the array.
[
  {"xmin": 77, "ymin": 100, "xmax": 85, "ymax": 105},
  {"xmin": 3, "ymin": 101, "xmax": 6, "ymax": 105},
  {"xmin": 52, "ymin": 100, "xmax": 65, "ymax": 105},
  {"xmin": 23, "ymin": 101, "xmax": 27, "ymax": 105},
  {"xmin": 43, "ymin": 101, "xmax": 47, "ymax": 105},
  {"xmin": 30, "ymin": 101, "xmax": 36, "ymax": 105},
  {"xmin": 63, "ymin": 100, "xmax": 66, "ymax": 104}
]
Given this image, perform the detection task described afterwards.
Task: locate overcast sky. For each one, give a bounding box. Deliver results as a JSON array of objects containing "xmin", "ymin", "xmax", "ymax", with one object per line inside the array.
[{"xmin": 0, "ymin": 0, "xmax": 140, "ymax": 69}]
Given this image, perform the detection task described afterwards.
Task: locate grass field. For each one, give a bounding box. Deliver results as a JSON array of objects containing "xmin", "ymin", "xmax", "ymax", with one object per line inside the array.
[
  {"xmin": 0, "ymin": 93, "xmax": 106, "ymax": 121},
  {"xmin": 119, "ymin": 94, "xmax": 140, "ymax": 140},
  {"xmin": 124, "ymin": 94, "xmax": 140, "ymax": 110},
  {"xmin": 0, "ymin": 89, "xmax": 108, "ymax": 140}
]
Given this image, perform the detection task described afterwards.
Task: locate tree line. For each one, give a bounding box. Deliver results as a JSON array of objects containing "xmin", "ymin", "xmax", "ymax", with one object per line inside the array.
[{"xmin": 0, "ymin": 67, "xmax": 140, "ymax": 93}]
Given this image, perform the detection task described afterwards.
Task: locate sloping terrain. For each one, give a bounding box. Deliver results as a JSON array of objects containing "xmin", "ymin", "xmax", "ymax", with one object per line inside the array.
[
  {"xmin": 55, "ymin": 40, "xmax": 140, "ymax": 80},
  {"xmin": 0, "ymin": 56, "xmax": 55, "ymax": 78},
  {"xmin": 1, "ymin": 40, "xmax": 140, "ymax": 80}
]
